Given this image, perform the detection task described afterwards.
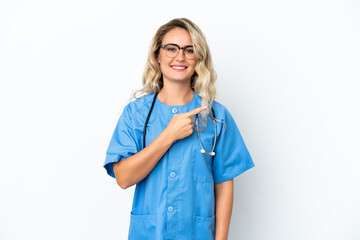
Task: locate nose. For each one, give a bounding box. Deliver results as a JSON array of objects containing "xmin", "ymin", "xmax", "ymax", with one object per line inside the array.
[{"xmin": 174, "ymin": 49, "xmax": 185, "ymax": 61}]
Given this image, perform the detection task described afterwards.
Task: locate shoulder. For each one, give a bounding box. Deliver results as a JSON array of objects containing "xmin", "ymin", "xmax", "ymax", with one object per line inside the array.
[
  {"xmin": 211, "ymin": 100, "xmax": 232, "ymax": 121},
  {"xmin": 123, "ymin": 92, "xmax": 155, "ymax": 119}
]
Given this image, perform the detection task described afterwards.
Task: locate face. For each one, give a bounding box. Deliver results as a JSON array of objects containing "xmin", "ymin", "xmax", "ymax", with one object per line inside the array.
[{"xmin": 157, "ymin": 28, "xmax": 196, "ymax": 84}]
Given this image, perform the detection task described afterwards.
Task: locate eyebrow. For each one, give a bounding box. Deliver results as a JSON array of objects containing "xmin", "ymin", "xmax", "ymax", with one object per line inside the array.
[{"xmin": 164, "ymin": 43, "xmax": 194, "ymax": 48}]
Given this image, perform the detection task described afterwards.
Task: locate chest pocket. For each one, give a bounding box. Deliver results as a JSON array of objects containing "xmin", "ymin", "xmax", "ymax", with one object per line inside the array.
[{"xmin": 191, "ymin": 121, "xmax": 216, "ymax": 183}]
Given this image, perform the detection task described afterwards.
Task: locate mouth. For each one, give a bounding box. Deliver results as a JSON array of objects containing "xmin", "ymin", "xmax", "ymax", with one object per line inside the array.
[{"xmin": 171, "ymin": 65, "xmax": 188, "ymax": 71}]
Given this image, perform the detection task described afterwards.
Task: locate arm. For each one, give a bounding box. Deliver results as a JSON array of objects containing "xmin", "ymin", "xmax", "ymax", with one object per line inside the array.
[
  {"xmin": 113, "ymin": 129, "xmax": 174, "ymax": 189},
  {"xmin": 214, "ymin": 179, "xmax": 234, "ymax": 240},
  {"xmin": 113, "ymin": 106, "xmax": 207, "ymax": 189}
]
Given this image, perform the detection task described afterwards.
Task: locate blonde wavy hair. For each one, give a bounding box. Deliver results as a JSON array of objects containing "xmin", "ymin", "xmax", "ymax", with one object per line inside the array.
[{"xmin": 129, "ymin": 18, "xmax": 223, "ymax": 131}]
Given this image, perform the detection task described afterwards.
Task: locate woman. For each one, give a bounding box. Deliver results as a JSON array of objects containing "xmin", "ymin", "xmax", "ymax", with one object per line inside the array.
[{"xmin": 103, "ymin": 18, "xmax": 255, "ymax": 240}]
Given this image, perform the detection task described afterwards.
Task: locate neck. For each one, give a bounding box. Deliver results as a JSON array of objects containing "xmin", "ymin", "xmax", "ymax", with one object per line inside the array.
[{"xmin": 157, "ymin": 81, "xmax": 194, "ymax": 106}]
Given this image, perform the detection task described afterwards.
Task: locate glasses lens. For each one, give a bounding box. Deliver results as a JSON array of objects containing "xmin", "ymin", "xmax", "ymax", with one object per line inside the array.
[
  {"xmin": 164, "ymin": 45, "xmax": 179, "ymax": 58},
  {"xmin": 184, "ymin": 46, "xmax": 195, "ymax": 60}
]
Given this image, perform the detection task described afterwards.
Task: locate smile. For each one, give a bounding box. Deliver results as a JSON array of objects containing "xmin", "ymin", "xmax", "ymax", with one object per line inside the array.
[{"xmin": 171, "ymin": 65, "xmax": 188, "ymax": 71}]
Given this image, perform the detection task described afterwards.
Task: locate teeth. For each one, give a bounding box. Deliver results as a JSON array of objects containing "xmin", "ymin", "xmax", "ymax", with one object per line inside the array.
[{"xmin": 172, "ymin": 66, "xmax": 186, "ymax": 69}]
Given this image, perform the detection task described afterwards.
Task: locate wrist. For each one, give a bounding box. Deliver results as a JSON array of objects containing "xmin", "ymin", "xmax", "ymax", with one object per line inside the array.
[{"xmin": 162, "ymin": 128, "xmax": 176, "ymax": 145}]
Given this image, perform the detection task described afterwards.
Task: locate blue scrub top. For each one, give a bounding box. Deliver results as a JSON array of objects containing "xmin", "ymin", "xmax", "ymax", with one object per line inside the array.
[{"xmin": 104, "ymin": 91, "xmax": 255, "ymax": 240}]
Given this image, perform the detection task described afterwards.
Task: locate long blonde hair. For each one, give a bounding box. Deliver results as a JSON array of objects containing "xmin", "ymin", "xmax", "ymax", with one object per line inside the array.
[{"xmin": 129, "ymin": 18, "xmax": 220, "ymax": 131}]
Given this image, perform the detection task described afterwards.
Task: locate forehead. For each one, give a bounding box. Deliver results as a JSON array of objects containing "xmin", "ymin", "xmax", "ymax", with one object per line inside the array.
[{"xmin": 162, "ymin": 28, "xmax": 193, "ymax": 46}]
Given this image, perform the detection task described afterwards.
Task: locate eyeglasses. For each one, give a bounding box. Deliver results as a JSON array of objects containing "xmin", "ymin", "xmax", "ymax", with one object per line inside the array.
[{"xmin": 160, "ymin": 43, "xmax": 195, "ymax": 60}]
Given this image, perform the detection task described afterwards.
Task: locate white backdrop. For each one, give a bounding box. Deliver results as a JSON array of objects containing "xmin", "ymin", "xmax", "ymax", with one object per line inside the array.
[{"xmin": 1, "ymin": 0, "xmax": 359, "ymax": 239}]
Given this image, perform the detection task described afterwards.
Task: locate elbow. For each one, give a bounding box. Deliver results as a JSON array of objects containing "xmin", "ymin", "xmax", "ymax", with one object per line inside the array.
[
  {"xmin": 118, "ymin": 181, "xmax": 128, "ymax": 190},
  {"xmin": 113, "ymin": 161, "xmax": 135, "ymax": 189},
  {"xmin": 113, "ymin": 163, "xmax": 128, "ymax": 189},
  {"xmin": 117, "ymin": 178, "xmax": 135, "ymax": 189},
  {"xmin": 115, "ymin": 176, "xmax": 129, "ymax": 189}
]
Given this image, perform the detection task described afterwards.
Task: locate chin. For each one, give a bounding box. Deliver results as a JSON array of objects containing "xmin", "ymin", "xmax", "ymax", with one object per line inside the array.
[
  {"xmin": 168, "ymin": 78, "xmax": 190, "ymax": 83},
  {"xmin": 164, "ymin": 74, "xmax": 192, "ymax": 83}
]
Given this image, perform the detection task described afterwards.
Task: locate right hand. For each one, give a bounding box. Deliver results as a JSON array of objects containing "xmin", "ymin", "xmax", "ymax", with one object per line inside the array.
[{"xmin": 165, "ymin": 106, "xmax": 208, "ymax": 142}]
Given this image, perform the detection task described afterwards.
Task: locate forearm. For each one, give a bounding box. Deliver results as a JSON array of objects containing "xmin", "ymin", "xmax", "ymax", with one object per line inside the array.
[
  {"xmin": 113, "ymin": 129, "xmax": 174, "ymax": 189},
  {"xmin": 214, "ymin": 179, "xmax": 234, "ymax": 240}
]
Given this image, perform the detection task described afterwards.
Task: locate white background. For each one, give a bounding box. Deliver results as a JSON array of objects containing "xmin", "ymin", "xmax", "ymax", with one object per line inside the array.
[{"xmin": 1, "ymin": 0, "xmax": 359, "ymax": 239}]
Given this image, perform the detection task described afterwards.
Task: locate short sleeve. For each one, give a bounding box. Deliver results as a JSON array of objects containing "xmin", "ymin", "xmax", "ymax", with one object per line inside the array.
[
  {"xmin": 103, "ymin": 105, "xmax": 139, "ymax": 179},
  {"xmin": 212, "ymin": 107, "xmax": 255, "ymax": 184}
]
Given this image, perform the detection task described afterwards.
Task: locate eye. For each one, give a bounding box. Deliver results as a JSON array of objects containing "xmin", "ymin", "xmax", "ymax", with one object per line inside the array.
[
  {"xmin": 185, "ymin": 47, "xmax": 194, "ymax": 54},
  {"xmin": 165, "ymin": 45, "xmax": 178, "ymax": 52}
]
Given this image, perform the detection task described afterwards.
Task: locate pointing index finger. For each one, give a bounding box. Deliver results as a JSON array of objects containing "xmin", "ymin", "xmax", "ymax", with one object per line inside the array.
[{"xmin": 184, "ymin": 106, "xmax": 208, "ymax": 117}]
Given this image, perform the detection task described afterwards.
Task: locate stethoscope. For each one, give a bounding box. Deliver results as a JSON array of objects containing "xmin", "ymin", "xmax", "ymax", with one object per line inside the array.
[{"xmin": 143, "ymin": 92, "xmax": 217, "ymax": 156}]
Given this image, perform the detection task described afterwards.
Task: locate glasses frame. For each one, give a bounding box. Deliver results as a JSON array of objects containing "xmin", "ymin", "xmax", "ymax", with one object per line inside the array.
[{"xmin": 160, "ymin": 43, "xmax": 195, "ymax": 60}]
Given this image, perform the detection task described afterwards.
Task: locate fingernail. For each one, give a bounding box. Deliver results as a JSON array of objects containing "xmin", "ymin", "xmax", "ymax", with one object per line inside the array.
[{"xmin": 203, "ymin": 106, "xmax": 208, "ymax": 109}]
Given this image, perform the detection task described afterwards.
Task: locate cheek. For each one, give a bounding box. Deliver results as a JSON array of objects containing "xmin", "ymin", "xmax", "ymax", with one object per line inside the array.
[
  {"xmin": 189, "ymin": 62, "xmax": 197, "ymax": 72},
  {"xmin": 158, "ymin": 52, "xmax": 168, "ymax": 63},
  {"xmin": 159, "ymin": 65, "xmax": 167, "ymax": 74}
]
